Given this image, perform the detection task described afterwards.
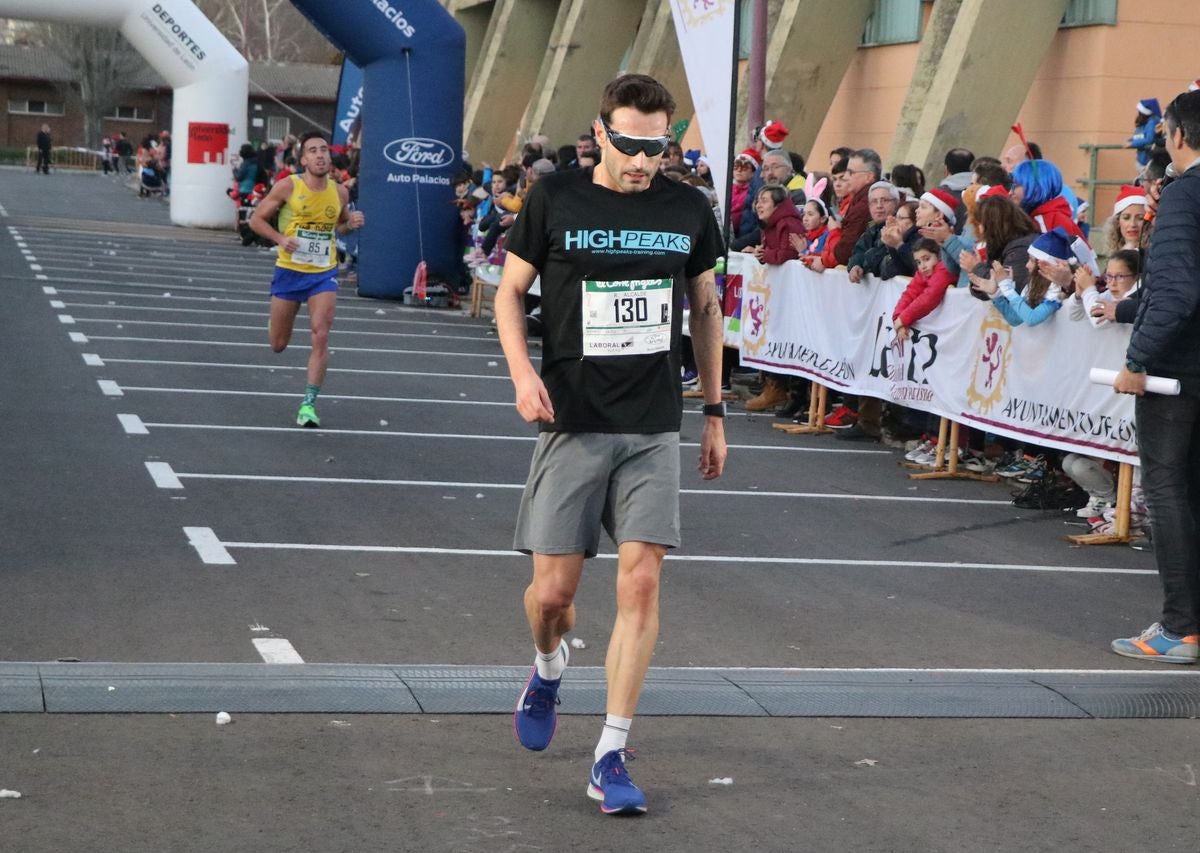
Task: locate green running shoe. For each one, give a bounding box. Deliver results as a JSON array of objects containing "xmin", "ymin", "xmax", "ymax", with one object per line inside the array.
[{"xmin": 296, "ymin": 402, "xmax": 320, "ymax": 428}]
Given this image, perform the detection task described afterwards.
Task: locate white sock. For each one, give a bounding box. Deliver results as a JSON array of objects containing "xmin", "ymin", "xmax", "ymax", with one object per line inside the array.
[
  {"xmin": 534, "ymin": 640, "xmax": 566, "ymax": 681},
  {"xmin": 594, "ymin": 714, "xmax": 632, "ymax": 762}
]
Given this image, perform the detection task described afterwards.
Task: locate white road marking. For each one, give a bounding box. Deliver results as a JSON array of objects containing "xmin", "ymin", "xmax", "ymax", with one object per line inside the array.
[
  {"xmin": 252, "ymin": 638, "xmax": 304, "ymax": 664},
  {"xmin": 69, "ymin": 332, "xmax": 88, "ymax": 343},
  {"xmin": 184, "ymin": 526, "xmax": 235, "ymax": 565},
  {"xmin": 81, "ymin": 353, "xmax": 104, "ymax": 366},
  {"xmin": 42, "ymin": 286, "xmax": 57, "ymax": 294},
  {"xmin": 69, "ymin": 315, "xmax": 497, "ymax": 343},
  {"xmin": 173, "ymin": 472, "xmax": 1006, "ymax": 506},
  {"xmin": 97, "ymin": 380, "xmax": 123, "ymax": 397},
  {"xmin": 101, "ymin": 359, "xmax": 513, "ymax": 382},
  {"xmin": 117, "ymin": 413, "xmax": 148, "ymax": 434},
  {"xmin": 120, "ymin": 385, "xmax": 514, "ymax": 408},
  {"xmin": 49, "ymin": 300, "xmax": 65, "ymax": 308},
  {"xmin": 145, "ymin": 461, "xmax": 183, "ymax": 489},
  {"xmin": 35, "ymin": 274, "xmax": 47, "ymax": 280},
  {"xmin": 29, "ymin": 264, "xmax": 41, "ymax": 271},
  {"xmin": 82, "ymin": 335, "xmax": 511, "ymax": 360},
  {"xmin": 57, "ymin": 314, "xmax": 75, "ymax": 324},
  {"xmin": 213, "ymin": 539, "xmax": 1149, "ymax": 576},
  {"xmin": 51, "ymin": 301, "xmax": 477, "ymax": 328},
  {"xmin": 140, "ymin": 421, "xmax": 888, "ymax": 454}
]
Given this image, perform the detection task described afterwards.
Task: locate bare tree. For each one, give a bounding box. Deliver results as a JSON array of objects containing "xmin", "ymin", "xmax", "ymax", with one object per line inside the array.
[
  {"xmin": 196, "ymin": 0, "xmax": 329, "ymax": 63},
  {"xmin": 35, "ymin": 24, "xmax": 147, "ymax": 149}
]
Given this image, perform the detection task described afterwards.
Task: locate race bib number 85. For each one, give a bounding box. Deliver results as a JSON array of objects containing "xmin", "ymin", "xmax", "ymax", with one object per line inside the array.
[
  {"xmin": 291, "ymin": 227, "xmax": 333, "ymax": 267},
  {"xmin": 582, "ymin": 278, "xmax": 672, "ymax": 356}
]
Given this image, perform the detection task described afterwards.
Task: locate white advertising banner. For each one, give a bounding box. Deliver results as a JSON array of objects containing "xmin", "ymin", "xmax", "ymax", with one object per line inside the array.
[
  {"xmin": 668, "ymin": 0, "xmax": 735, "ymax": 211},
  {"xmin": 729, "ymin": 253, "xmax": 1139, "ymax": 465}
]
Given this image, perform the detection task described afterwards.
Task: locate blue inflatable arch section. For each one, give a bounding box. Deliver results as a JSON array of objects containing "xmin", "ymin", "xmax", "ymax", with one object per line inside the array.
[{"xmin": 290, "ymin": 0, "xmax": 465, "ymax": 299}]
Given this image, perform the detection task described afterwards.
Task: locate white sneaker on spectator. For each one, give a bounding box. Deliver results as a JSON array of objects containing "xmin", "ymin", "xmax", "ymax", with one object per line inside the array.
[{"xmin": 1075, "ymin": 497, "xmax": 1114, "ymax": 519}]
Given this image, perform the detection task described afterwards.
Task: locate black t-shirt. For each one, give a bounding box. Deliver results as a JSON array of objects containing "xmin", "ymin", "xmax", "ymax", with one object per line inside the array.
[{"xmin": 506, "ymin": 168, "xmax": 723, "ymax": 433}]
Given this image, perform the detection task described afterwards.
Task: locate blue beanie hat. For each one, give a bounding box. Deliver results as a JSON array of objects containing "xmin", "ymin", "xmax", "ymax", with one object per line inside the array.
[
  {"xmin": 1136, "ymin": 98, "xmax": 1162, "ymax": 117},
  {"xmin": 1028, "ymin": 227, "xmax": 1074, "ymax": 264}
]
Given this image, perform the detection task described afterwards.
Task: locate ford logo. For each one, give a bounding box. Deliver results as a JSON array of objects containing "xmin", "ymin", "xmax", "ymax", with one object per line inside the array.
[{"xmin": 383, "ymin": 137, "xmax": 454, "ymax": 169}]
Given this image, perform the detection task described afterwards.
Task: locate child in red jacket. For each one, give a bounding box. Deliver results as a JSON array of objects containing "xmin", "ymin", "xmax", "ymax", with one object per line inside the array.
[{"xmin": 893, "ymin": 238, "xmax": 956, "ymax": 340}]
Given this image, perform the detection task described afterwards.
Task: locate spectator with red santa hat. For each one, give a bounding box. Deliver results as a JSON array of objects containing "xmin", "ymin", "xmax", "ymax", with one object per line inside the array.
[{"xmin": 1103, "ymin": 184, "xmax": 1152, "ymax": 255}]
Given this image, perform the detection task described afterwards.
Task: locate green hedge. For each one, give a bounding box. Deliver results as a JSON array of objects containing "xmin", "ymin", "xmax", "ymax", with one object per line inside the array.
[{"xmin": 0, "ymin": 147, "xmax": 29, "ymax": 165}]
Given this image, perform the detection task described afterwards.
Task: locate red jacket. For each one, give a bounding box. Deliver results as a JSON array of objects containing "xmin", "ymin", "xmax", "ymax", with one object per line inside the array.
[
  {"xmin": 893, "ymin": 261, "xmax": 956, "ymax": 328},
  {"xmin": 730, "ymin": 180, "xmax": 750, "ymax": 233},
  {"xmin": 1030, "ymin": 197, "xmax": 1085, "ymax": 242},
  {"xmin": 759, "ymin": 196, "xmax": 805, "ymax": 265},
  {"xmin": 833, "ymin": 186, "xmax": 871, "ymax": 266}
]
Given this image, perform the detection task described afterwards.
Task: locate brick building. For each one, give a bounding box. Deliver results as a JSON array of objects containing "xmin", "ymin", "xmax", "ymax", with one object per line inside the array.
[{"xmin": 0, "ymin": 43, "xmax": 338, "ymax": 151}]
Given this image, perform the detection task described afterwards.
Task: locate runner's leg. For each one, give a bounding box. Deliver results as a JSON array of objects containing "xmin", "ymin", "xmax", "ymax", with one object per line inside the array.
[
  {"xmin": 526, "ymin": 552, "xmax": 584, "ymax": 654},
  {"xmin": 604, "ymin": 540, "xmax": 665, "ymax": 717},
  {"xmin": 269, "ymin": 296, "xmax": 301, "ymax": 353},
  {"xmin": 305, "ymin": 290, "xmax": 337, "ymax": 387}
]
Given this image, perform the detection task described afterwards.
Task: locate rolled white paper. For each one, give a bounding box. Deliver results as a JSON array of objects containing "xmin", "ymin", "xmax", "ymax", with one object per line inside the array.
[{"xmin": 1089, "ymin": 367, "xmax": 1181, "ymax": 396}]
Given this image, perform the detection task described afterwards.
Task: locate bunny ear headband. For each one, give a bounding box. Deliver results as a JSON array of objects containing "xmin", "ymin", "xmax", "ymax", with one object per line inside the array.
[{"xmin": 804, "ymin": 174, "xmax": 829, "ymax": 214}]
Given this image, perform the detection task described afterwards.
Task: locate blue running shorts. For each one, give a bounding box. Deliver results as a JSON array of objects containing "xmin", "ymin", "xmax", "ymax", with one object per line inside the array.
[{"xmin": 270, "ymin": 267, "xmax": 339, "ymax": 302}]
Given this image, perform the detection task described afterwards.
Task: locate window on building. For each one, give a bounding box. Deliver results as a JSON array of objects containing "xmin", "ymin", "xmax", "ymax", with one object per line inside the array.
[
  {"xmin": 8, "ymin": 99, "xmax": 65, "ymax": 116},
  {"xmin": 105, "ymin": 105, "xmax": 154, "ymax": 122},
  {"xmin": 266, "ymin": 115, "xmax": 290, "ymax": 143},
  {"xmin": 1060, "ymin": 0, "xmax": 1117, "ymax": 27},
  {"xmin": 861, "ymin": 0, "xmax": 922, "ymax": 46},
  {"xmin": 738, "ymin": 0, "xmax": 752, "ymax": 60}
]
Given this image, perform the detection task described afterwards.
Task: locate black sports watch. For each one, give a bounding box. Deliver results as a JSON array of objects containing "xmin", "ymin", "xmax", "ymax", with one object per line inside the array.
[
  {"xmin": 701, "ymin": 402, "xmax": 726, "ymax": 418},
  {"xmin": 1125, "ymin": 359, "xmax": 1146, "ymax": 374}
]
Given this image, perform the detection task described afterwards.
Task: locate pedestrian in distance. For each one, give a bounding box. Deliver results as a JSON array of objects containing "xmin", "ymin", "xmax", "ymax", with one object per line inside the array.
[
  {"xmin": 1111, "ymin": 89, "xmax": 1200, "ymax": 664},
  {"xmin": 249, "ymin": 131, "xmax": 365, "ymax": 428},
  {"xmin": 495, "ymin": 73, "xmax": 727, "ymax": 815},
  {"xmin": 35, "ymin": 123, "xmax": 52, "ymax": 174}
]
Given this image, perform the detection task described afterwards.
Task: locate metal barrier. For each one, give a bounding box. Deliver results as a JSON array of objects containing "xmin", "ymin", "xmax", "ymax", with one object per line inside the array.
[
  {"xmin": 1077, "ymin": 142, "xmax": 1130, "ymax": 225},
  {"xmin": 25, "ymin": 146, "xmax": 102, "ymax": 171}
]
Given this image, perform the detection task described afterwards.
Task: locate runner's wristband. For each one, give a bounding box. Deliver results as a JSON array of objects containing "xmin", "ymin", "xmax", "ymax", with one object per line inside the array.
[{"xmin": 702, "ymin": 402, "xmax": 726, "ymax": 418}]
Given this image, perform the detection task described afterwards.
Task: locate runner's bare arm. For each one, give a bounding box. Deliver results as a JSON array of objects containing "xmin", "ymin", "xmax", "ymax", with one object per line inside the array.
[
  {"xmin": 496, "ymin": 253, "xmax": 554, "ymax": 423},
  {"xmin": 249, "ymin": 179, "xmax": 296, "ymax": 249},
  {"xmin": 686, "ymin": 267, "xmax": 727, "ymax": 479},
  {"xmin": 335, "ymin": 184, "xmax": 365, "ymax": 233}
]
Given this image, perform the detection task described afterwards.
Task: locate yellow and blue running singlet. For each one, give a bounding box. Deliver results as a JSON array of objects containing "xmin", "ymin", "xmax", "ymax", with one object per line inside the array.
[{"xmin": 276, "ymin": 174, "xmax": 341, "ymax": 274}]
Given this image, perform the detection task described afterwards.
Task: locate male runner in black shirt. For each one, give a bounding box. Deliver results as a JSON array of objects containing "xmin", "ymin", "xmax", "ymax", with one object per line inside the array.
[{"xmin": 496, "ymin": 74, "xmax": 727, "ymax": 815}]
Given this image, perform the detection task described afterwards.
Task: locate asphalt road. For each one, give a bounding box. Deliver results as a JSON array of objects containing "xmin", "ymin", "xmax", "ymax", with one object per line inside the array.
[{"xmin": 0, "ymin": 168, "xmax": 1195, "ymax": 852}]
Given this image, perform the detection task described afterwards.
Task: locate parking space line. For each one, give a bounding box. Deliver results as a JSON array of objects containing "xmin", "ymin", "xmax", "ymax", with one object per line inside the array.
[
  {"xmin": 82, "ymin": 353, "xmax": 104, "ymax": 366},
  {"xmin": 209, "ymin": 536, "xmax": 1151, "ymax": 576},
  {"xmin": 171, "ymin": 471, "xmax": 1007, "ymax": 505},
  {"xmin": 97, "ymin": 380, "xmax": 123, "ymax": 396},
  {"xmin": 252, "ymin": 637, "xmax": 304, "ymax": 664},
  {"xmin": 118, "ymin": 386, "xmax": 515, "ymax": 407},
  {"xmin": 57, "ymin": 302, "xmax": 480, "ymax": 326},
  {"xmin": 145, "ymin": 461, "xmax": 183, "ymax": 488},
  {"xmin": 138, "ymin": 421, "xmax": 890, "ymax": 454},
  {"xmin": 57, "ymin": 314, "xmax": 75, "ymax": 324},
  {"xmin": 49, "ymin": 299, "xmax": 64, "ymax": 308},
  {"xmin": 117, "ymin": 413, "xmax": 148, "ymax": 434},
  {"xmin": 70, "ymin": 316, "xmax": 500, "ymax": 343},
  {"xmin": 42, "ymin": 286, "xmax": 57, "ymax": 294},
  {"xmin": 68, "ymin": 332, "xmax": 88, "ymax": 343},
  {"xmin": 183, "ymin": 526, "xmax": 236, "ymax": 565}
]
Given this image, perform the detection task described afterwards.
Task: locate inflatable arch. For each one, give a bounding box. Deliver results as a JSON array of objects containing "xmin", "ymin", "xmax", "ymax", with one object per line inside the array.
[
  {"xmin": 0, "ymin": 0, "xmax": 247, "ymax": 228},
  {"xmin": 291, "ymin": 0, "xmax": 465, "ymax": 299}
]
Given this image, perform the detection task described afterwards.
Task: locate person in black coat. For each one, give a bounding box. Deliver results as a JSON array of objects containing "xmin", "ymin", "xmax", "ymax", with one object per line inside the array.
[
  {"xmin": 35, "ymin": 124, "xmax": 51, "ymax": 174},
  {"xmin": 1111, "ymin": 90, "xmax": 1200, "ymax": 663}
]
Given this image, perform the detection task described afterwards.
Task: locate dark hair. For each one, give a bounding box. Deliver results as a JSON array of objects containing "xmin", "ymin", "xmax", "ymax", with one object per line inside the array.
[
  {"xmin": 757, "ymin": 184, "xmax": 788, "ymax": 206},
  {"xmin": 913, "ymin": 237, "xmax": 942, "ymax": 257},
  {"xmin": 831, "ymin": 157, "xmax": 849, "ymax": 175},
  {"xmin": 1025, "ymin": 141, "xmax": 1043, "ymax": 160},
  {"xmin": 851, "ymin": 148, "xmax": 882, "ymax": 180},
  {"xmin": 971, "ymin": 155, "xmax": 1001, "ymax": 171},
  {"xmin": 331, "ymin": 153, "xmax": 349, "ymax": 170},
  {"xmin": 830, "ymin": 146, "xmax": 853, "ymax": 161},
  {"xmin": 1143, "ymin": 148, "xmax": 1173, "ymax": 181},
  {"xmin": 1164, "ymin": 90, "xmax": 1200, "ymax": 150},
  {"xmin": 557, "ymin": 144, "xmax": 577, "ymax": 167},
  {"xmin": 1109, "ymin": 249, "xmax": 1142, "ymax": 277},
  {"xmin": 944, "ymin": 147, "xmax": 975, "ymax": 174},
  {"xmin": 299, "ymin": 130, "xmax": 329, "ymax": 147},
  {"xmin": 662, "ymin": 164, "xmax": 690, "ymax": 179},
  {"xmin": 973, "ymin": 162, "xmax": 1011, "ymax": 189},
  {"xmin": 499, "ymin": 164, "xmax": 521, "ymax": 187},
  {"xmin": 239, "ymin": 143, "xmax": 255, "ymax": 159},
  {"xmin": 890, "ymin": 163, "xmax": 925, "ymax": 196},
  {"xmin": 599, "ymin": 73, "xmax": 676, "ymax": 125},
  {"xmin": 788, "ymin": 151, "xmax": 807, "ymax": 176},
  {"xmin": 977, "ymin": 195, "xmax": 1039, "ymax": 265}
]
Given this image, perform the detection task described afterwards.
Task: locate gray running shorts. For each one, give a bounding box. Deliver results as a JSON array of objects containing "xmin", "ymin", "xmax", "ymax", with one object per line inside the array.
[{"xmin": 513, "ymin": 431, "xmax": 681, "ymax": 558}]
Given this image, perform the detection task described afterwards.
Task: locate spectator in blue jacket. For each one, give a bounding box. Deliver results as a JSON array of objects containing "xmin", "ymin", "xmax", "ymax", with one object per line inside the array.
[
  {"xmin": 1111, "ymin": 90, "xmax": 1200, "ymax": 664},
  {"xmin": 1129, "ymin": 98, "xmax": 1164, "ymax": 167}
]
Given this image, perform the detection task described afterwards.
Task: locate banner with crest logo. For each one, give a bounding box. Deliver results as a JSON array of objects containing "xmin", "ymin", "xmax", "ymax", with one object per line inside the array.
[{"xmin": 729, "ymin": 253, "xmax": 1139, "ymax": 464}]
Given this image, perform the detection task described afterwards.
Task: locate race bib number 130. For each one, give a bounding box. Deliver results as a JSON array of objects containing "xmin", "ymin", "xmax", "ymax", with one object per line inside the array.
[{"xmin": 582, "ymin": 278, "xmax": 672, "ymax": 356}]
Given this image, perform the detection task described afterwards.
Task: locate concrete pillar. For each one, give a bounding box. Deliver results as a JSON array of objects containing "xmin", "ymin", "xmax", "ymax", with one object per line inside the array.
[
  {"xmin": 889, "ymin": 0, "xmax": 1071, "ymax": 179},
  {"xmin": 460, "ymin": 0, "xmax": 559, "ymax": 166},
  {"xmin": 519, "ymin": 0, "xmax": 646, "ymax": 149},
  {"xmin": 738, "ymin": 0, "xmax": 875, "ymax": 159},
  {"xmin": 888, "ymin": 0, "xmax": 961, "ymax": 163},
  {"xmin": 450, "ymin": 0, "xmax": 495, "ymax": 88},
  {"xmin": 625, "ymin": 0, "xmax": 693, "ymax": 124}
]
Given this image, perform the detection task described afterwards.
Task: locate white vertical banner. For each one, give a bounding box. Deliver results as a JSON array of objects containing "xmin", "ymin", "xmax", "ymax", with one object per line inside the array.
[{"xmin": 669, "ymin": 0, "xmax": 735, "ymax": 214}]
